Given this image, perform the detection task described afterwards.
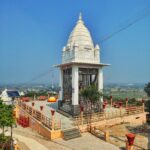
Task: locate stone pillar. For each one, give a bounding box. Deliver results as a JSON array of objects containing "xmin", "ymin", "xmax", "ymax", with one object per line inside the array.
[
  {"xmin": 98, "ymin": 67, "xmax": 103, "ymax": 103},
  {"xmin": 72, "ymin": 66, "xmax": 80, "ymax": 115},
  {"xmin": 59, "ymin": 68, "xmax": 63, "ymax": 100}
]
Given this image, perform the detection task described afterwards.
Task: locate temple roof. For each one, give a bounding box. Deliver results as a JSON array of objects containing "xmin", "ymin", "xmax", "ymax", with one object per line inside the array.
[
  {"xmin": 67, "ymin": 13, "xmax": 94, "ymax": 49},
  {"xmin": 7, "ymin": 90, "xmax": 20, "ymax": 97},
  {"xmin": 55, "ymin": 62, "xmax": 110, "ymax": 68}
]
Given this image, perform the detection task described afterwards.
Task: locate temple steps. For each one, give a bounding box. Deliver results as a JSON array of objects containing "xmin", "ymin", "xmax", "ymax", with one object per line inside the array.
[{"xmin": 62, "ymin": 128, "xmax": 81, "ymax": 140}]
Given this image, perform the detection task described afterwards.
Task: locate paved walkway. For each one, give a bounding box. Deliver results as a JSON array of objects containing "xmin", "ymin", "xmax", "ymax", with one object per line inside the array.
[
  {"xmin": 13, "ymin": 134, "xmax": 48, "ymax": 150},
  {"xmin": 55, "ymin": 132, "xmax": 120, "ymax": 150},
  {"xmin": 1, "ymin": 126, "xmax": 120, "ymax": 150},
  {"xmin": 2, "ymin": 128, "xmax": 48, "ymax": 150}
]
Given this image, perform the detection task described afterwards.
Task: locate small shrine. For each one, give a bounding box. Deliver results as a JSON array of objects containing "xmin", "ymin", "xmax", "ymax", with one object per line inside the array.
[{"xmin": 56, "ymin": 14, "xmax": 109, "ymax": 115}]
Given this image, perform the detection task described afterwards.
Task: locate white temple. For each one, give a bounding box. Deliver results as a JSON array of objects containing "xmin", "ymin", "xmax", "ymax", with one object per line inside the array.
[
  {"xmin": 56, "ymin": 14, "xmax": 109, "ymax": 115},
  {"xmin": 62, "ymin": 13, "xmax": 100, "ymax": 64}
]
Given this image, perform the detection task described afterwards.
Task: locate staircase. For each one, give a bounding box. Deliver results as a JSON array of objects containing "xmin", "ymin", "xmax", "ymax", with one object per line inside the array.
[{"xmin": 62, "ymin": 128, "xmax": 81, "ymax": 140}]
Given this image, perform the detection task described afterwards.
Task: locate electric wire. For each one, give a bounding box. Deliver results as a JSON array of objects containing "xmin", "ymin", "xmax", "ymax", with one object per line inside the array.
[
  {"xmin": 25, "ymin": 6, "xmax": 150, "ymax": 84},
  {"xmin": 100, "ymin": 6, "xmax": 150, "ymax": 43}
]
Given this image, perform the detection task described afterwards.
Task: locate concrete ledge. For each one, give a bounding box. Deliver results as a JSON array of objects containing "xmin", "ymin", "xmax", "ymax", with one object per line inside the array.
[{"xmin": 50, "ymin": 130, "xmax": 62, "ymax": 140}]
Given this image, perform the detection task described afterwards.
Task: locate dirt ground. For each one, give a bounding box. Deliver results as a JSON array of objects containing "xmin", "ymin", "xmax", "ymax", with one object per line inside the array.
[
  {"xmin": 102, "ymin": 123, "xmax": 150, "ymax": 150},
  {"xmin": 17, "ymin": 141, "xmax": 30, "ymax": 150}
]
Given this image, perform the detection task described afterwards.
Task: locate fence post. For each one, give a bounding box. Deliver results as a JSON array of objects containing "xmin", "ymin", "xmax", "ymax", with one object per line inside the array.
[
  {"xmin": 126, "ymin": 98, "xmax": 128, "ymax": 108},
  {"xmin": 40, "ymin": 106, "xmax": 44, "ymax": 122},
  {"xmin": 119, "ymin": 102, "xmax": 123, "ymax": 117},
  {"xmin": 126, "ymin": 133, "xmax": 135, "ymax": 150},
  {"xmin": 142, "ymin": 99, "xmax": 145, "ymax": 112},
  {"xmin": 104, "ymin": 131, "xmax": 109, "ymax": 142},
  {"xmin": 51, "ymin": 110, "xmax": 55, "ymax": 130},
  {"xmin": 110, "ymin": 96, "xmax": 113, "ymax": 107},
  {"xmin": 126, "ymin": 141, "xmax": 134, "ymax": 150},
  {"xmin": 13, "ymin": 140, "xmax": 19, "ymax": 150},
  {"xmin": 80, "ymin": 106, "xmax": 84, "ymax": 126},
  {"xmin": 32, "ymin": 102, "xmax": 35, "ymax": 117}
]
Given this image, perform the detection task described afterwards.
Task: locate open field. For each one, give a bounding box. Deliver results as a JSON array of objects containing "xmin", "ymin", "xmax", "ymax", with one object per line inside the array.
[{"xmin": 104, "ymin": 90, "xmax": 147, "ymax": 99}]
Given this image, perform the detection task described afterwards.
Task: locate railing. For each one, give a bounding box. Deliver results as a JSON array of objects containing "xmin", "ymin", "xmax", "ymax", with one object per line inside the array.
[
  {"xmin": 125, "ymin": 106, "xmax": 143, "ymax": 115},
  {"xmin": 17, "ymin": 100, "xmax": 61, "ymax": 130},
  {"xmin": 73, "ymin": 112, "xmax": 105, "ymax": 126},
  {"xmin": 73, "ymin": 106, "xmax": 144, "ymax": 126}
]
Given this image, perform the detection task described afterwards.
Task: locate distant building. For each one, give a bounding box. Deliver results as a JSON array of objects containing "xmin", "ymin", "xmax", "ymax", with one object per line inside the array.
[
  {"xmin": 0, "ymin": 89, "xmax": 20, "ymax": 104},
  {"xmin": 19, "ymin": 91, "xmax": 25, "ymax": 96}
]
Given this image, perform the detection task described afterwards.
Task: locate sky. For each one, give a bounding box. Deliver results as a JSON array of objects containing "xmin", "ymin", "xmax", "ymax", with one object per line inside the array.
[{"xmin": 0, "ymin": 0, "xmax": 150, "ymax": 84}]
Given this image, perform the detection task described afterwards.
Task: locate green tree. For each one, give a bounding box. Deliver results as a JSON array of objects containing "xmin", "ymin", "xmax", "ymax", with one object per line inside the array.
[
  {"xmin": 144, "ymin": 82, "xmax": 150, "ymax": 97},
  {"xmin": 144, "ymin": 82, "xmax": 150, "ymax": 113},
  {"xmin": 80, "ymin": 85, "xmax": 102, "ymax": 132},
  {"xmin": 0, "ymin": 100, "xmax": 15, "ymax": 138},
  {"xmin": 80, "ymin": 84, "xmax": 102, "ymax": 112}
]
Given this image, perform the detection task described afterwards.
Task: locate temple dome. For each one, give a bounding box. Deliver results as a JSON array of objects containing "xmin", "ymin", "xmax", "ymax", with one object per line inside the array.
[{"xmin": 67, "ymin": 13, "xmax": 94, "ymax": 50}]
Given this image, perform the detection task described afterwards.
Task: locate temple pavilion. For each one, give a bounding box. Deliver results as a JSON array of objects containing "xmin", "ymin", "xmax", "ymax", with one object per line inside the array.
[{"xmin": 56, "ymin": 14, "xmax": 109, "ymax": 115}]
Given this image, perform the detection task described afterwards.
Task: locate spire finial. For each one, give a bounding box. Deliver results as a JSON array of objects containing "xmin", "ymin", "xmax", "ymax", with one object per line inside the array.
[
  {"xmin": 79, "ymin": 12, "xmax": 82, "ymax": 20},
  {"xmin": 77, "ymin": 12, "xmax": 84, "ymax": 24}
]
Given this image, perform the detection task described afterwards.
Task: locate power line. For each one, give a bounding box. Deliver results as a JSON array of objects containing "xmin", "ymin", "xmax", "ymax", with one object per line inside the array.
[
  {"xmin": 24, "ymin": 67, "xmax": 57, "ymax": 84},
  {"xmin": 101, "ymin": 6, "xmax": 150, "ymax": 43},
  {"xmin": 24, "ymin": 6, "xmax": 150, "ymax": 84}
]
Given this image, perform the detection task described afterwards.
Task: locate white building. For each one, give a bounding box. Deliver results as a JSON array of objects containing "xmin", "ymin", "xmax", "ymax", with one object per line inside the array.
[
  {"xmin": 0, "ymin": 89, "xmax": 20, "ymax": 105},
  {"xmin": 56, "ymin": 14, "xmax": 109, "ymax": 115}
]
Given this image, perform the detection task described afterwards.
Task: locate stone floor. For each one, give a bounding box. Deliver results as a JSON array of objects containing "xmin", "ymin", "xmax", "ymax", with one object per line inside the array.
[{"xmin": 24, "ymin": 101, "xmax": 74, "ymax": 129}]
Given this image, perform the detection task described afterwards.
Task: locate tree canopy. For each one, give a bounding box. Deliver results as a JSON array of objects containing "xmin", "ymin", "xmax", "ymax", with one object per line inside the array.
[
  {"xmin": 0, "ymin": 100, "xmax": 15, "ymax": 138},
  {"xmin": 144, "ymin": 82, "xmax": 150, "ymax": 97},
  {"xmin": 80, "ymin": 84, "xmax": 102, "ymax": 103}
]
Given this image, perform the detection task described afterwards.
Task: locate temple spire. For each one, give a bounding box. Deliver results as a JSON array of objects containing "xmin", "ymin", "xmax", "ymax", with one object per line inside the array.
[
  {"xmin": 77, "ymin": 12, "xmax": 83, "ymax": 24},
  {"xmin": 79, "ymin": 12, "xmax": 82, "ymax": 20}
]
